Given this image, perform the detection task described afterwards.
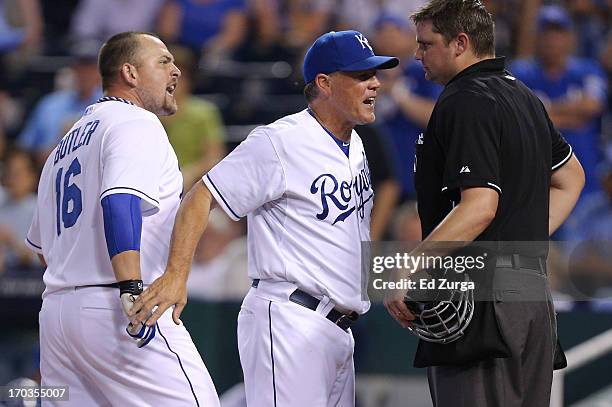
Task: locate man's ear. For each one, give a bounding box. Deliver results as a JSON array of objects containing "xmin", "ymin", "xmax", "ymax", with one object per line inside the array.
[
  {"xmin": 315, "ymin": 73, "xmax": 332, "ymax": 98},
  {"xmin": 455, "ymin": 33, "xmax": 470, "ymax": 57},
  {"xmin": 120, "ymin": 63, "xmax": 138, "ymax": 87}
]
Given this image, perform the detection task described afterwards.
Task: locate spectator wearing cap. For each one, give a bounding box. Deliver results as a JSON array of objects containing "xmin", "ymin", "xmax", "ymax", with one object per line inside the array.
[
  {"xmin": 17, "ymin": 44, "xmax": 102, "ymax": 165},
  {"xmin": 372, "ymin": 14, "xmax": 442, "ymax": 202},
  {"xmin": 510, "ymin": 5, "xmax": 607, "ymax": 199}
]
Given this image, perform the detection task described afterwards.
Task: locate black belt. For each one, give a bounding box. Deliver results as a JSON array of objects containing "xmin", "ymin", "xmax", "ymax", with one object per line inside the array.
[
  {"xmin": 495, "ymin": 255, "xmax": 545, "ymax": 274},
  {"xmin": 251, "ymin": 279, "xmax": 359, "ymax": 331},
  {"xmin": 77, "ymin": 282, "xmax": 119, "ymax": 289}
]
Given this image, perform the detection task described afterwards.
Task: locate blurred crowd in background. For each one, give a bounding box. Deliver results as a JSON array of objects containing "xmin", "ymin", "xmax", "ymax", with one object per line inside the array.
[{"xmin": 0, "ymin": 0, "xmax": 611, "ymax": 389}]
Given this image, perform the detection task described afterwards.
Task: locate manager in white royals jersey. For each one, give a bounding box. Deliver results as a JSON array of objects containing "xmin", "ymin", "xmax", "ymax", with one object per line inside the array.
[
  {"xmin": 25, "ymin": 32, "xmax": 220, "ymax": 406},
  {"xmin": 130, "ymin": 30, "xmax": 399, "ymax": 406}
]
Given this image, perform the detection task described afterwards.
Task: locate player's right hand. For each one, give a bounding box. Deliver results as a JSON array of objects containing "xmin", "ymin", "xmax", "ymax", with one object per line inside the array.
[
  {"xmin": 128, "ymin": 271, "xmax": 188, "ymax": 327},
  {"xmin": 126, "ymin": 318, "xmax": 157, "ymax": 348}
]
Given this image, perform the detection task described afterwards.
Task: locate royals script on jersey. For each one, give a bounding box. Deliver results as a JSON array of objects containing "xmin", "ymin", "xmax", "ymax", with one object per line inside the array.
[
  {"xmin": 204, "ymin": 109, "xmax": 373, "ymax": 313},
  {"xmin": 26, "ymin": 100, "xmax": 183, "ymax": 297}
]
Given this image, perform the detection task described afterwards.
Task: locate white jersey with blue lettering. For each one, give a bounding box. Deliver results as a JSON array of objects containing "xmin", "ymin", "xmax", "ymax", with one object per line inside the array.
[
  {"xmin": 26, "ymin": 99, "xmax": 183, "ymax": 297},
  {"xmin": 26, "ymin": 98, "xmax": 220, "ymax": 406},
  {"xmin": 204, "ymin": 108, "xmax": 373, "ymax": 314}
]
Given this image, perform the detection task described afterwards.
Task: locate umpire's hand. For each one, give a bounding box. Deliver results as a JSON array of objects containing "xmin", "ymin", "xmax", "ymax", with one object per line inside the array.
[
  {"xmin": 129, "ymin": 272, "xmax": 187, "ymax": 327},
  {"xmin": 384, "ymin": 288, "xmax": 415, "ymax": 328}
]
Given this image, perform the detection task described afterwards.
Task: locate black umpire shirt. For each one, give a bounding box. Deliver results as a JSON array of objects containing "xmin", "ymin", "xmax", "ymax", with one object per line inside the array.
[{"xmin": 414, "ymin": 57, "xmax": 572, "ymax": 256}]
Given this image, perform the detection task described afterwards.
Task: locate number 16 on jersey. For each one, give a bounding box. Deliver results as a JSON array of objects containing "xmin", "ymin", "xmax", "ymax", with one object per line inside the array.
[{"xmin": 55, "ymin": 157, "xmax": 83, "ymax": 235}]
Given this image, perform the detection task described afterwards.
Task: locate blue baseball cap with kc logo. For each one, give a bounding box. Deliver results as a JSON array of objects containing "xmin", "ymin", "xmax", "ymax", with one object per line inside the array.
[{"xmin": 303, "ymin": 30, "xmax": 399, "ymax": 84}]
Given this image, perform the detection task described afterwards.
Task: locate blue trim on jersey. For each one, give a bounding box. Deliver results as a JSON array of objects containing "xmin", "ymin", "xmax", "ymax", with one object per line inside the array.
[
  {"xmin": 307, "ymin": 108, "xmax": 350, "ymax": 157},
  {"xmin": 157, "ymin": 324, "xmax": 201, "ymax": 407},
  {"xmin": 96, "ymin": 96, "xmax": 135, "ymax": 105},
  {"xmin": 205, "ymin": 174, "xmax": 241, "ymax": 219},
  {"xmin": 26, "ymin": 237, "xmax": 42, "ymax": 250},
  {"xmin": 268, "ymin": 301, "xmax": 278, "ymax": 407},
  {"xmin": 101, "ymin": 194, "xmax": 142, "ymax": 259},
  {"xmin": 100, "ymin": 187, "xmax": 159, "ymax": 205}
]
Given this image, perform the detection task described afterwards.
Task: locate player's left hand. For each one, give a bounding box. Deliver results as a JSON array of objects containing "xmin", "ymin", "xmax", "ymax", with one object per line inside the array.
[{"xmin": 128, "ymin": 272, "xmax": 187, "ymax": 327}]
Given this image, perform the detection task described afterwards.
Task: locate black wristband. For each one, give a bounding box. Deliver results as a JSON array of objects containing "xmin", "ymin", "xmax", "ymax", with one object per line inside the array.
[{"xmin": 118, "ymin": 279, "xmax": 143, "ymax": 296}]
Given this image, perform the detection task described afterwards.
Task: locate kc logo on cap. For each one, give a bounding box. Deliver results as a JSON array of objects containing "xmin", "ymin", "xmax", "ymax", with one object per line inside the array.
[
  {"xmin": 354, "ymin": 33, "xmax": 373, "ymax": 51},
  {"xmin": 303, "ymin": 30, "xmax": 399, "ymax": 84}
]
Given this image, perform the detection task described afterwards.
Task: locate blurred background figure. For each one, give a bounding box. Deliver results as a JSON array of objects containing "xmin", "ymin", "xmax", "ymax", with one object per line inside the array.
[
  {"xmin": 160, "ymin": 45, "xmax": 227, "ymax": 189},
  {"xmin": 480, "ymin": 0, "xmax": 519, "ymax": 58},
  {"xmin": 0, "ymin": 148, "xmax": 39, "ymax": 275},
  {"xmin": 157, "ymin": 0, "xmax": 248, "ymax": 65},
  {"xmin": 562, "ymin": 151, "xmax": 612, "ymax": 308},
  {"xmin": 187, "ymin": 210, "xmax": 249, "ymax": 301},
  {"xmin": 333, "ymin": 0, "xmax": 425, "ymax": 37},
  {"xmin": 0, "ymin": 148, "xmax": 43, "ymax": 387},
  {"xmin": 16, "ymin": 41, "xmax": 101, "ymax": 166},
  {"xmin": 355, "ymin": 124, "xmax": 400, "ymax": 241},
  {"xmin": 566, "ymin": 152, "xmax": 612, "ymax": 243},
  {"xmin": 510, "ymin": 5, "xmax": 607, "ymax": 199},
  {"xmin": 0, "ymin": 0, "xmax": 43, "ymax": 154},
  {"xmin": 69, "ymin": 0, "xmax": 165, "ymax": 46},
  {"xmin": 601, "ymin": 33, "xmax": 612, "ymax": 159},
  {"xmin": 372, "ymin": 14, "xmax": 441, "ymax": 203},
  {"xmin": 280, "ymin": 0, "xmax": 333, "ymax": 52},
  {"xmin": 0, "ymin": 0, "xmax": 43, "ymax": 56},
  {"xmin": 564, "ymin": 0, "xmax": 609, "ymax": 60},
  {"xmin": 238, "ymin": 0, "xmax": 333, "ymax": 66},
  {"xmin": 390, "ymin": 201, "xmax": 422, "ymax": 242}
]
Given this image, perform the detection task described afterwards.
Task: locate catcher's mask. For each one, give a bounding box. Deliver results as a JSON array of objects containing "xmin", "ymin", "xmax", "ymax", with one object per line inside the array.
[{"xmin": 403, "ymin": 272, "xmax": 475, "ymax": 344}]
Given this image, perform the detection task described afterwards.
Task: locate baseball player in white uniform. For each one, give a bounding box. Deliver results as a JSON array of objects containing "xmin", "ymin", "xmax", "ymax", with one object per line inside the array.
[
  {"xmin": 25, "ymin": 32, "xmax": 219, "ymax": 406},
  {"xmin": 130, "ymin": 30, "xmax": 399, "ymax": 406}
]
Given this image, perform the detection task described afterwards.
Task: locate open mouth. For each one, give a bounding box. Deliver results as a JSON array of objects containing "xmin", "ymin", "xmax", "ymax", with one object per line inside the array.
[
  {"xmin": 363, "ymin": 97, "xmax": 376, "ymax": 107},
  {"xmin": 166, "ymin": 84, "xmax": 177, "ymax": 95}
]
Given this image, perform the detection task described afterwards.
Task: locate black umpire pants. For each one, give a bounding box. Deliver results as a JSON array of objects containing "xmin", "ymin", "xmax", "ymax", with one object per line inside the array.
[{"xmin": 427, "ymin": 266, "xmax": 557, "ymax": 407}]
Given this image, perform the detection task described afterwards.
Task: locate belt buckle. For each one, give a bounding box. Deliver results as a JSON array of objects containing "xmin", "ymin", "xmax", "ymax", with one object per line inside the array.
[
  {"xmin": 334, "ymin": 312, "xmax": 358, "ymax": 331},
  {"xmin": 335, "ymin": 314, "xmax": 351, "ymax": 330}
]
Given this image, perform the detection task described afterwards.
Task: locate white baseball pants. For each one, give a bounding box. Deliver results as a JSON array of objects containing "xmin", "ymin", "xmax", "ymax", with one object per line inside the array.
[
  {"xmin": 237, "ymin": 280, "xmax": 355, "ymax": 407},
  {"xmin": 39, "ymin": 286, "xmax": 220, "ymax": 406}
]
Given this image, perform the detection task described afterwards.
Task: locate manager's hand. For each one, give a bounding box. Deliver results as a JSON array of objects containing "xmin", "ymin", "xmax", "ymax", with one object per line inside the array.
[{"xmin": 128, "ymin": 272, "xmax": 187, "ymax": 327}]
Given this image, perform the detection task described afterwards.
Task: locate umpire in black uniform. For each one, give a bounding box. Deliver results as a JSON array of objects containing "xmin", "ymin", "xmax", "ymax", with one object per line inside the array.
[{"xmin": 384, "ymin": 0, "xmax": 586, "ymax": 405}]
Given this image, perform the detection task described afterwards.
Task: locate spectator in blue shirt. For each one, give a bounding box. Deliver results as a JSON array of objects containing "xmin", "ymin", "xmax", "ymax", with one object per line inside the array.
[
  {"xmin": 17, "ymin": 45, "xmax": 102, "ymax": 165},
  {"xmin": 157, "ymin": 0, "xmax": 248, "ymax": 63},
  {"xmin": 373, "ymin": 14, "xmax": 442, "ymax": 201},
  {"xmin": 510, "ymin": 5, "xmax": 607, "ymax": 196}
]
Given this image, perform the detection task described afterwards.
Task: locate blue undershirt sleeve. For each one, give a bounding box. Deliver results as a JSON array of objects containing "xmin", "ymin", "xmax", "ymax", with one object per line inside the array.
[{"xmin": 101, "ymin": 193, "xmax": 142, "ymax": 259}]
